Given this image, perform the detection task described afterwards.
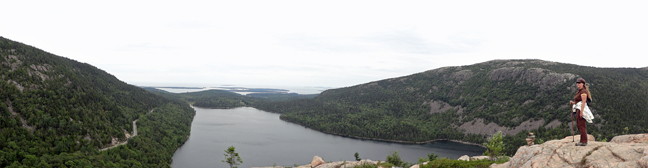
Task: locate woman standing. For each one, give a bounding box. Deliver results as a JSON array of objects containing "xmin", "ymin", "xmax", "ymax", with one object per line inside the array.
[{"xmin": 570, "ymin": 78, "xmax": 592, "ymax": 146}]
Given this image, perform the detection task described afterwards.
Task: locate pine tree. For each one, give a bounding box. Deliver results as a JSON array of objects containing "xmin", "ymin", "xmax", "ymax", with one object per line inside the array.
[
  {"xmin": 222, "ymin": 146, "xmax": 243, "ymax": 168},
  {"xmin": 483, "ymin": 131, "xmax": 504, "ymax": 160}
]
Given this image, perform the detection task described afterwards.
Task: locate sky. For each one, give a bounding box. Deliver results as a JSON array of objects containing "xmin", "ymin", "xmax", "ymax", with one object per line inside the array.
[{"xmin": 2, "ymin": 1, "xmax": 647, "ymax": 88}]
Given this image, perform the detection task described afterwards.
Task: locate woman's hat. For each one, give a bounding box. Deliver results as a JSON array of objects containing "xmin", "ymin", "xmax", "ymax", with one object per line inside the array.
[{"xmin": 576, "ymin": 78, "xmax": 586, "ymax": 84}]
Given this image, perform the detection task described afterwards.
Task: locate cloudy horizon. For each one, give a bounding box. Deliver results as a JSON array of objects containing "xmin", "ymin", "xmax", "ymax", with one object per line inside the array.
[{"xmin": 3, "ymin": 1, "xmax": 647, "ymax": 88}]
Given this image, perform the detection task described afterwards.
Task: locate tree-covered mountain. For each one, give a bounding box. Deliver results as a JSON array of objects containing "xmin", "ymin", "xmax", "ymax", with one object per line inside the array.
[
  {"xmin": 0, "ymin": 37, "xmax": 195, "ymax": 167},
  {"xmin": 250, "ymin": 59, "xmax": 648, "ymax": 154}
]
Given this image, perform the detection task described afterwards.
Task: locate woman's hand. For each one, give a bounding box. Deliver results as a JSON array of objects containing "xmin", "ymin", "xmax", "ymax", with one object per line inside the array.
[{"xmin": 570, "ymin": 100, "xmax": 575, "ymax": 105}]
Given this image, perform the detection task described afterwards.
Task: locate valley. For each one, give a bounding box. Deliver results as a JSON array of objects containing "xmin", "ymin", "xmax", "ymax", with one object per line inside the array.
[{"xmin": 2, "ymin": 36, "xmax": 647, "ymax": 167}]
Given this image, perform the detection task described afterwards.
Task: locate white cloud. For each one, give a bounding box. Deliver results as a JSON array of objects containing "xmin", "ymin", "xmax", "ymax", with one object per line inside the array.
[{"xmin": 2, "ymin": 0, "xmax": 647, "ymax": 88}]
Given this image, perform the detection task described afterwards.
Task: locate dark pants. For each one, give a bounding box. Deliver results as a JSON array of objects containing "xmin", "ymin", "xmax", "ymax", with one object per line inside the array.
[{"xmin": 575, "ymin": 109, "xmax": 588, "ymax": 143}]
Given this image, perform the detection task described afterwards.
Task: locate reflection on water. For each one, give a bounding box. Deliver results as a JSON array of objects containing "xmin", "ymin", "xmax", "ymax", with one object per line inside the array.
[{"xmin": 171, "ymin": 107, "xmax": 485, "ymax": 168}]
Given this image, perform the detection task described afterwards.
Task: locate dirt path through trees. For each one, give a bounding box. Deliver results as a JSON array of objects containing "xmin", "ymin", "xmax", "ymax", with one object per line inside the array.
[{"xmin": 99, "ymin": 109, "xmax": 154, "ymax": 151}]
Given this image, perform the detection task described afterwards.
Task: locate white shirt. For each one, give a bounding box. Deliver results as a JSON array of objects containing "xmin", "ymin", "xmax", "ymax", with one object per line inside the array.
[{"xmin": 572, "ymin": 101, "xmax": 594, "ymax": 123}]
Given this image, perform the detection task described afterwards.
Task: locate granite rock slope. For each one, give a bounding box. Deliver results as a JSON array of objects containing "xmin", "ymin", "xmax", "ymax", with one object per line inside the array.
[{"xmin": 491, "ymin": 134, "xmax": 648, "ymax": 168}]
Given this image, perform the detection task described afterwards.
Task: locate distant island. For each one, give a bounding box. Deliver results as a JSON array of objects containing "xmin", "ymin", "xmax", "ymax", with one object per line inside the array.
[
  {"xmin": 217, "ymin": 87, "xmax": 290, "ymax": 93},
  {"xmin": 155, "ymin": 86, "xmax": 205, "ymax": 89},
  {"xmin": 153, "ymin": 86, "xmax": 291, "ymax": 93}
]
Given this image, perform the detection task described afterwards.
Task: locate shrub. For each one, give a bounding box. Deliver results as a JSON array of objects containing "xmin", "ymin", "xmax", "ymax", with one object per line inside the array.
[
  {"xmin": 419, "ymin": 157, "xmax": 509, "ymax": 168},
  {"xmin": 483, "ymin": 131, "xmax": 504, "ymax": 160},
  {"xmin": 387, "ymin": 151, "xmax": 411, "ymax": 167},
  {"xmin": 418, "ymin": 153, "xmax": 439, "ymax": 163}
]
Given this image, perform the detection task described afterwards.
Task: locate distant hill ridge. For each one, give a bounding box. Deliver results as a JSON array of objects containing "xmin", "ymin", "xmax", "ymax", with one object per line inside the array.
[{"xmin": 1, "ymin": 36, "xmax": 195, "ymax": 167}]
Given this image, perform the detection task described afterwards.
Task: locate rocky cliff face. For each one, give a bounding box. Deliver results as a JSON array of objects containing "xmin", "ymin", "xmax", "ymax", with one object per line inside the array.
[{"xmin": 491, "ymin": 134, "xmax": 648, "ymax": 168}]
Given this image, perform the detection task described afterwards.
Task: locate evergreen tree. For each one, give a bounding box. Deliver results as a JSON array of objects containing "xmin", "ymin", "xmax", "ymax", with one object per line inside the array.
[
  {"xmin": 483, "ymin": 131, "xmax": 504, "ymax": 160},
  {"xmin": 386, "ymin": 151, "xmax": 409, "ymax": 167},
  {"xmin": 222, "ymin": 146, "xmax": 243, "ymax": 168}
]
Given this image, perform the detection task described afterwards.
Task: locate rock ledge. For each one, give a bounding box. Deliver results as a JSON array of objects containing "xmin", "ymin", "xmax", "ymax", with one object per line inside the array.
[{"xmin": 491, "ymin": 134, "xmax": 648, "ymax": 168}]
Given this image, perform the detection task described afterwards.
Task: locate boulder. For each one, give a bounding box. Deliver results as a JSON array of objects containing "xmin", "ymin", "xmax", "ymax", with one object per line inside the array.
[
  {"xmin": 611, "ymin": 133, "xmax": 648, "ymax": 143},
  {"xmin": 640, "ymin": 149, "xmax": 648, "ymax": 167},
  {"xmin": 340, "ymin": 159, "xmax": 378, "ymax": 168},
  {"xmin": 491, "ymin": 134, "xmax": 648, "ymax": 168},
  {"xmin": 458, "ymin": 155, "xmax": 470, "ymax": 161},
  {"xmin": 254, "ymin": 159, "xmax": 378, "ymax": 168},
  {"xmin": 311, "ymin": 156, "xmax": 325, "ymax": 168},
  {"xmin": 310, "ymin": 159, "xmax": 378, "ymax": 168}
]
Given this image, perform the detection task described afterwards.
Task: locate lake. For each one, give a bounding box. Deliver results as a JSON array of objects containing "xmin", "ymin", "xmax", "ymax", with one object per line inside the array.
[{"xmin": 171, "ymin": 107, "xmax": 485, "ymax": 168}]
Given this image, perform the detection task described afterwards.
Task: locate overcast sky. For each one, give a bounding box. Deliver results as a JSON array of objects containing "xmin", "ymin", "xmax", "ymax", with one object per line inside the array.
[{"xmin": 3, "ymin": 1, "xmax": 647, "ymax": 88}]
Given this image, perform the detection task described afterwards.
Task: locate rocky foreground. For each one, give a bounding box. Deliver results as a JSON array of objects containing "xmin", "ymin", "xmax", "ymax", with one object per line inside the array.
[
  {"xmin": 253, "ymin": 154, "xmax": 490, "ymax": 168},
  {"xmin": 255, "ymin": 134, "xmax": 648, "ymax": 168},
  {"xmin": 492, "ymin": 134, "xmax": 648, "ymax": 168},
  {"xmin": 252, "ymin": 156, "xmax": 378, "ymax": 168}
]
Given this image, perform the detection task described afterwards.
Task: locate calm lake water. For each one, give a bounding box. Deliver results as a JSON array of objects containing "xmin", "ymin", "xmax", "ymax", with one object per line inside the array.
[{"xmin": 171, "ymin": 107, "xmax": 485, "ymax": 168}]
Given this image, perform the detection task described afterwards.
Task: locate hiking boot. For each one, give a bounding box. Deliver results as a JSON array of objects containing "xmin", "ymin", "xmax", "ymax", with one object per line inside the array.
[{"xmin": 575, "ymin": 142, "xmax": 587, "ymax": 146}]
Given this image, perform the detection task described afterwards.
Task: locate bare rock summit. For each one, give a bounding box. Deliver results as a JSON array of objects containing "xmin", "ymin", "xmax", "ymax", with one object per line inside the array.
[{"xmin": 491, "ymin": 134, "xmax": 648, "ymax": 168}]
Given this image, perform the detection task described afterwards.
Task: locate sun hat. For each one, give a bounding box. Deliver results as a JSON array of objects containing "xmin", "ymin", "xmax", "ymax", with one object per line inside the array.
[{"xmin": 576, "ymin": 78, "xmax": 586, "ymax": 84}]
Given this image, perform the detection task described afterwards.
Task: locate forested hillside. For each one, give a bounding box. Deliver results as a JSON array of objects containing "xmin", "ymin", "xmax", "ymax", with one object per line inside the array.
[
  {"xmin": 0, "ymin": 37, "xmax": 195, "ymax": 167},
  {"xmin": 252, "ymin": 60, "xmax": 648, "ymax": 154}
]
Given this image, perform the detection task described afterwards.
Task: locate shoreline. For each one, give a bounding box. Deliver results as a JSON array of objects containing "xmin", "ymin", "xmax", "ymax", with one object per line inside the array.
[
  {"xmin": 276, "ymin": 116, "xmax": 487, "ymax": 148},
  {"xmin": 190, "ymin": 104, "xmax": 252, "ymax": 110},
  {"xmin": 189, "ymin": 105, "xmax": 487, "ymax": 148},
  {"xmin": 304, "ymin": 124, "xmax": 487, "ymax": 148}
]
